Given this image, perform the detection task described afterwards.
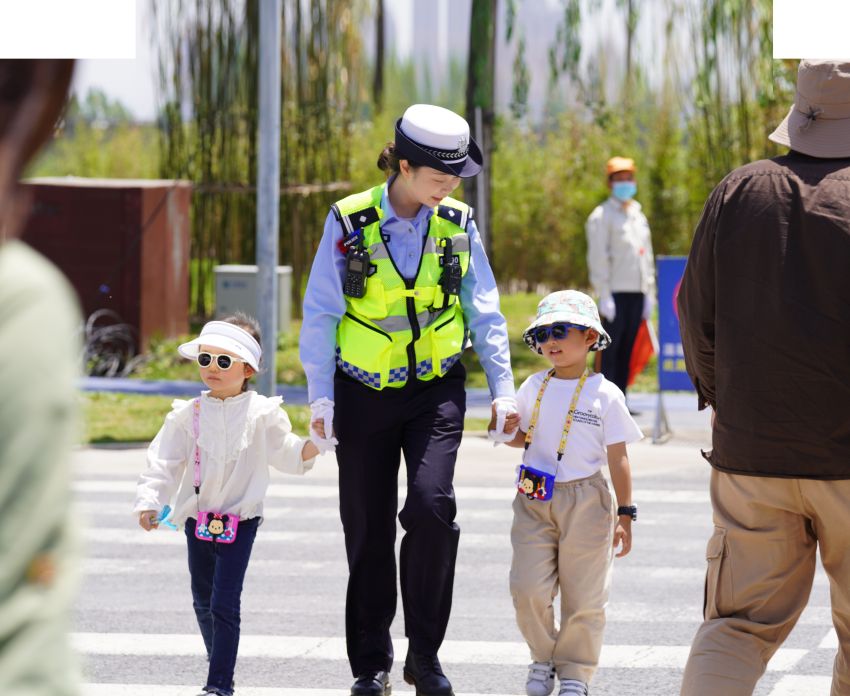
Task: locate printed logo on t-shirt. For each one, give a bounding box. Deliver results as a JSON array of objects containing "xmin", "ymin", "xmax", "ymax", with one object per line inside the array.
[{"xmin": 572, "ymin": 409, "xmax": 601, "ymax": 427}]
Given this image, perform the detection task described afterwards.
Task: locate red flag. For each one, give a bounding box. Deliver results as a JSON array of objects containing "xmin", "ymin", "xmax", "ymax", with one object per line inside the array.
[{"xmin": 628, "ymin": 319, "xmax": 655, "ymax": 387}]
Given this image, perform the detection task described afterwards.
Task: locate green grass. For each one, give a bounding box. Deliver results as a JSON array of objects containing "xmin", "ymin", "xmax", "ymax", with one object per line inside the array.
[
  {"xmin": 82, "ymin": 393, "xmax": 492, "ymax": 445},
  {"xmin": 83, "ymin": 292, "xmax": 659, "ymax": 443},
  {"xmin": 83, "ymin": 393, "xmax": 178, "ymax": 443},
  {"xmin": 82, "ymin": 392, "xmax": 315, "ymax": 445}
]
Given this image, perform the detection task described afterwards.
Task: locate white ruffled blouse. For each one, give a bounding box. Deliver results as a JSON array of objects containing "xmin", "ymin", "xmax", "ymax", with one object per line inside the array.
[{"xmin": 134, "ymin": 390, "xmax": 314, "ymax": 526}]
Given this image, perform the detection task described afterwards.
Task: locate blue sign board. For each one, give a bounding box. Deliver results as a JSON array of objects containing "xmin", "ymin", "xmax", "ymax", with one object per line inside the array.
[{"xmin": 657, "ymin": 256, "xmax": 694, "ymax": 392}]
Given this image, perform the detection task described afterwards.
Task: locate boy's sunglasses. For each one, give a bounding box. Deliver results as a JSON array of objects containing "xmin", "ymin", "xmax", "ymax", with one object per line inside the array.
[
  {"xmin": 532, "ymin": 323, "xmax": 587, "ymax": 344},
  {"xmin": 196, "ymin": 352, "xmax": 247, "ymax": 370}
]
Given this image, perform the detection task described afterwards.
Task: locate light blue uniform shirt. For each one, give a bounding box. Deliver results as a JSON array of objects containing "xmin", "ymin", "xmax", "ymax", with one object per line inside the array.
[{"xmin": 300, "ymin": 181, "xmax": 515, "ymax": 403}]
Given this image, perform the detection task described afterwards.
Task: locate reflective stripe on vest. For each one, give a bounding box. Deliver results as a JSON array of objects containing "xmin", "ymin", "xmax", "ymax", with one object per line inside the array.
[{"xmin": 333, "ymin": 184, "xmax": 471, "ymax": 390}]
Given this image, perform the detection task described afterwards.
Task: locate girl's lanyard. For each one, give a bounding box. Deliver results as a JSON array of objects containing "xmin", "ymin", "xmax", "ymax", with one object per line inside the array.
[
  {"xmin": 524, "ymin": 368, "xmax": 590, "ymax": 462},
  {"xmin": 192, "ymin": 398, "xmax": 202, "ymax": 513}
]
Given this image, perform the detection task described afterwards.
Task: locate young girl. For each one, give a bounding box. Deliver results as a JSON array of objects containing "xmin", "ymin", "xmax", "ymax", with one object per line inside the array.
[
  {"xmin": 134, "ymin": 313, "xmax": 320, "ymax": 696},
  {"xmin": 489, "ymin": 291, "xmax": 641, "ymax": 696}
]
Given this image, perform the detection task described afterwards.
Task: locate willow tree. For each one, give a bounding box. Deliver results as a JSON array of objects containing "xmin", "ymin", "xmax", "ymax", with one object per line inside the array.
[
  {"xmin": 152, "ymin": 0, "xmax": 366, "ymax": 318},
  {"xmin": 465, "ymin": 0, "xmax": 497, "ymax": 259},
  {"xmin": 687, "ymin": 0, "xmax": 795, "ymax": 203}
]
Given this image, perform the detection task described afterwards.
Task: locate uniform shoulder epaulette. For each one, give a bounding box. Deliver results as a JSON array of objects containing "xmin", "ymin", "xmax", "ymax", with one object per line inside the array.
[
  {"xmin": 331, "ymin": 204, "xmax": 381, "ymax": 236},
  {"xmin": 436, "ymin": 203, "xmax": 472, "ymax": 230}
]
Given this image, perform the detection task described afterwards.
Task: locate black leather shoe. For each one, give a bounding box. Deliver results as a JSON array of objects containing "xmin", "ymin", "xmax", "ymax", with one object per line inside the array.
[
  {"xmin": 351, "ymin": 670, "xmax": 392, "ymax": 696},
  {"xmin": 403, "ymin": 652, "xmax": 454, "ymax": 696}
]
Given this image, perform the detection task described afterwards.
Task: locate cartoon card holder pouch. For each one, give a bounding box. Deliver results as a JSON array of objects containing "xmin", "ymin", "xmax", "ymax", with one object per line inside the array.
[
  {"xmin": 195, "ymin": 511, "xmax": 240, "ymax": 543},
  {"xmin": 516, "ymin": 464, "xmax": 555, "ymax": 501},
  {"xmin": 191, "ymin": 399, "xmax": 239, "ymax": 543}
]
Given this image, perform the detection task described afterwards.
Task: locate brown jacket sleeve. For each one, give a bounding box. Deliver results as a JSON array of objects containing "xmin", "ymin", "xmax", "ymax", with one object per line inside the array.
[{"xmin": 678, "ymin": 183, "xmax": 725, "ymax": 411}]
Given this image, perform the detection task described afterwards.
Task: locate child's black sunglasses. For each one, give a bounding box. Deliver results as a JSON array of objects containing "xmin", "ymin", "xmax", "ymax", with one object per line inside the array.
[{"xmin": 531, "ymin": 323, "xmax": 588, "ymax": 344}]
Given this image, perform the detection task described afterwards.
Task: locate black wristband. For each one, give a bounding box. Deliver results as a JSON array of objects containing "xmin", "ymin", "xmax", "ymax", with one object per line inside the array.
[{"xmin": 617, "ymin": 505, "xmax": 637, "ymax": 521}]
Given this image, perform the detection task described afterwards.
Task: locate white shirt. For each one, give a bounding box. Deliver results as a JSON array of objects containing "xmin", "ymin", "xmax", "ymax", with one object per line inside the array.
[
  {"xmin": 134, "ymin": 390, "xmax": 315, "ymax": 525},
  {"xmin": 517, "ymin": 370, "xmax": 643, "ymax": 482},
  {"xmin": 586, "ymin": 197, "xmax": 656, "ymax": 298}
]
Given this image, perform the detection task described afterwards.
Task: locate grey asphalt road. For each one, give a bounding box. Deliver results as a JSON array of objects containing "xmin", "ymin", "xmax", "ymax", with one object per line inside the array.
[{"xmin": 71, "ymin": 423, "xmax": 836, "ymax": 695}]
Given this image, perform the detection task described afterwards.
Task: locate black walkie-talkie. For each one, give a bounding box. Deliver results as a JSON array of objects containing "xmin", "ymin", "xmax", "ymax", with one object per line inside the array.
[
  {"xmin": 440, "ymin": 238, "xmax": 462, "ymax": 295},
  {"xmin": 343, "ymin": 244, "xmax": 370, "ymax": 298}
]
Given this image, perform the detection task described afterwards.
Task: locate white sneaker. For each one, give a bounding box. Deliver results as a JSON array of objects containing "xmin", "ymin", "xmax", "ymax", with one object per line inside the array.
[
  {"xmin": 558, "ymin": 679, "xmax": 588, "ymax": 696},
  {"xmin": 526, "ymin": 661, "xmax": 556, "ymax": 696}
]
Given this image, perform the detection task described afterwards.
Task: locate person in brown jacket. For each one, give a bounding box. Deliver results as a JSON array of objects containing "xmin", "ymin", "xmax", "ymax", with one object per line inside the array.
[{"xmin": 678, "ymin": 60, "xmax": 850, "ymax": 696}]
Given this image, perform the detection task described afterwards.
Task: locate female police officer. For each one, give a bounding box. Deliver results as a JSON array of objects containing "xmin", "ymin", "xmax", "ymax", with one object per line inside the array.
[{"xmin": 300, "ymin": 104, "xmax": 517, "ymax": 696}]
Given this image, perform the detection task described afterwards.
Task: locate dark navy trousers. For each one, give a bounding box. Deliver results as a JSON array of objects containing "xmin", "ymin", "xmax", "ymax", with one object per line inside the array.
[
  {"xmin": 334, "ymin": 363, "xmax": 466, "ymax": 676},
  {"xmin": 600, "ymin": 291, "xmax": 644, "ymax": 395},
  {"xmin": 185, "ymin": 516, "xmax": 259, "ymax": 696}
]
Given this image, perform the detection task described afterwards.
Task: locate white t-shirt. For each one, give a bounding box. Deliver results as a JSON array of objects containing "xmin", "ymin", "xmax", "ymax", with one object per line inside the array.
[{"xmin": 516, "ymin": 370, "xmax": 643, "ymax": 482}]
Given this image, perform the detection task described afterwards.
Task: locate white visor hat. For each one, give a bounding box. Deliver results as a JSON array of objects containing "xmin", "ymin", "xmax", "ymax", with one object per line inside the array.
[{"xmin": 177, "ymin": 321, "xmax": 262, "ymax": 371}]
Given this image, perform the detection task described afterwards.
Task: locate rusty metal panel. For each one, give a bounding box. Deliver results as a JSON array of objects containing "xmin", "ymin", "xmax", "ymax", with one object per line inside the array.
[{"xmin": 20, "ymin": 178, "xmax": 191, "ymax": 351}]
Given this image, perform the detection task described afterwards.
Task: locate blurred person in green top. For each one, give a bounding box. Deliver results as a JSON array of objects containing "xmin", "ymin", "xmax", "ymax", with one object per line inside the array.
[{"xmin": 0, "ymin": 59, "xmax": 81, "ymax": 695}]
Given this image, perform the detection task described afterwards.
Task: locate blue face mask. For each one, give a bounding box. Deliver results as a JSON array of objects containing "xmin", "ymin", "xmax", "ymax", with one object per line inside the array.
[{"xmin": 611, "ymin": 180, "xmax": 637, "ymax": 202}]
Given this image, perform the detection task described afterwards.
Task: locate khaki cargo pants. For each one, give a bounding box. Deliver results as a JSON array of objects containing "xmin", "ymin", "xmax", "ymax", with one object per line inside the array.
[
  {"xmin": 682, "ymin": 469, "xmax": 850, "ymax": 696},
  {"xmin": 510, "ymin": 471, "xmax": 616, "ymax": 683}
]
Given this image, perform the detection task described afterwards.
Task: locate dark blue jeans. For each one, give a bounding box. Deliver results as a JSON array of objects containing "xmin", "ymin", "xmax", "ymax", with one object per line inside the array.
[{"xmin": 185, "ymin": 516, "xmax": 259, "ymax": 696}]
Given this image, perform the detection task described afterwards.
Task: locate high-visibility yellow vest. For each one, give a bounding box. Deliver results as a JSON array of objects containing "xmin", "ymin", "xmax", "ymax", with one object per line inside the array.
[{"xmin": 333, "ymin": 184, "xmax": 472, "ymax": 390}]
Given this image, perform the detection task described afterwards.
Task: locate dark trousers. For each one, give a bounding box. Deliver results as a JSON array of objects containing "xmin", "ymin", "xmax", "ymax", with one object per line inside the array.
[
  {"xmin": 600, "ymin": 291, "xmax": 644, "ymax": 395},
  {"xmin": 185, "ymin": 516, "xmax": 259, "ymax": 696},
  {"xmin": 334, "ymin": 363, "xmax": 466, "ymax": 676}
]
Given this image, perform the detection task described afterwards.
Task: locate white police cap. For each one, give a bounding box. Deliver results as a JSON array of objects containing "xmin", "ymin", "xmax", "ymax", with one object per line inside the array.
[{"xmin": 395, "ymin": 104, "xmax": 483, "ymax": 178}]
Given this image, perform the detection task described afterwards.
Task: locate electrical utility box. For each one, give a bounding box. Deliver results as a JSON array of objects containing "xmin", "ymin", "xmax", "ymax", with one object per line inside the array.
[
  {"xmin": 19, "ymin": 177, "xmax": 192, "ymax": 350},
  {"xmin": 214, "ymin": 264, "xmax": 292, "ymax": 334}
]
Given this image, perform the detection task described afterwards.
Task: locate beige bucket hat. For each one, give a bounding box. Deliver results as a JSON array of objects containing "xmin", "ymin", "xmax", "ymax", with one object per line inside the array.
[{"xmin": 769, "ymin": 60, "xmax": 850, "ymax": 158}]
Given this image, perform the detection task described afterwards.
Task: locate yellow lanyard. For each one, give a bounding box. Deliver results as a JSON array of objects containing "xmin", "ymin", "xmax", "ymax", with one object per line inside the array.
[{"xmin": 524, "ymin": 368, "xmax": 590, "ymax": 462}]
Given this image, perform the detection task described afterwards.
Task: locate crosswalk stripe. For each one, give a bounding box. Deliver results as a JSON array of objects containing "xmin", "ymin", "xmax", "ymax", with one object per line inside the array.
[
  {"xmin": 71, "ymin": 456, "xmax": 838, "ymax": 693},
  {"xmin": 81, "ymin": 685, "xmax": 515, "ymax": 696},
  {"xmin": 74, "ymin": 480, "xmax": 711, "ymax": 503},
  {"xmin": 71, "ymin": 632, "xmax": 806, "ymax": 672},
  {"xmin": 83, "ymin": 687, "xmax": 342, "ymax": 696},
  {"xmin": 79, "ymin": 556, "xmax": 831, "ymax": 592},
  {"xmin": 76, "ymin": 500, "xmax": 712, "ymax": 528},
  {"xmin": 820, "ymin": 628, "xmax": 838, "ymax": 649},
  {"xmin": 83, "ymin": 527, "xmax": 709, "ymax": 553},
  {"xmin": 80, "ymin": 679, "xmax": 839, "ymax": 696},
  {"xmin": 768, "ymin": 675, "xmax": 833, "ymax": 696}
]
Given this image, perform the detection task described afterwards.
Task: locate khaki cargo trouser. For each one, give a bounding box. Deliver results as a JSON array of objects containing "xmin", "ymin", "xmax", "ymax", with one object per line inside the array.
[
  {"xmin": 682, "ymin": 469, "xmax": 850, "ymax": 696},
  {"xmin": 510, "ymin": 471, "xmax": 615, "ymax": 683}
]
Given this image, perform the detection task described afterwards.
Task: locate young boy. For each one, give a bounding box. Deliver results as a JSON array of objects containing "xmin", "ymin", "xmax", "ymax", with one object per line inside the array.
[{"xmin": 489, "ymin": 290, "xmax": 641, "ymax": 696}]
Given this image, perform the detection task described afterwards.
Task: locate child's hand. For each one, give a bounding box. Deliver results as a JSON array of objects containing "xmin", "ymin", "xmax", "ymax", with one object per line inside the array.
[
  {"xmin": 311, "ymin": 418, "xmax": 328, "ymax": 439},
  {"xmin": 302, "ymin": 440, "xmax": 320, "ymax": 461},
  {"xmin": 613, "ymin": 517, "xmax": 632, "ymax": 557},
  {"xmin": 138, "ymin": 510, "xmax": 159, "ymax": 531},
  {"xmin": 503, "ymin": 412, "xmax": 520, "ymax": 434},
  {"xmin": 490, "ymin": 402, "xmax": 520, "ymax": 434}
]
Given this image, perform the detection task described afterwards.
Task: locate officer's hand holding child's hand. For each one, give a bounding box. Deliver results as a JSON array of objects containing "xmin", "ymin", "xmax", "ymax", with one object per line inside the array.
[
  {"xmin": 488, "ymin": 397, "xmax": 520, "ymax": 444},
  {"xmin": 309, "ymin": 397, "xmax": 339, "ymax": 454},
  {"xmin": 138, "ymin": 510, "xmax": 158, "ymax": 531},
  {"xmin": 613, "ymin": 518, "xmax": 632, "ymax": 558}
]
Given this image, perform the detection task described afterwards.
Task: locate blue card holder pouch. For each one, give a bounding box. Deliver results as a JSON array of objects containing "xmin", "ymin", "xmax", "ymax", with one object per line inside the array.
[{"xmin": 516, "ymin": 464, "xmax": 555, "ymax": 502}]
